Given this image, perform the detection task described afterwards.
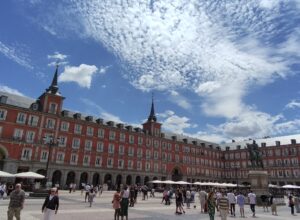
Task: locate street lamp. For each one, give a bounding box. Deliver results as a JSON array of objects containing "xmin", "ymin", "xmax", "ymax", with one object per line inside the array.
[
  {"xmin": 232, "ymin": 162, "xmax": 240, "ymax": 191},
  {"xmin": 43, "ymin": 136, "xmax": 60, "ymax": 187}
]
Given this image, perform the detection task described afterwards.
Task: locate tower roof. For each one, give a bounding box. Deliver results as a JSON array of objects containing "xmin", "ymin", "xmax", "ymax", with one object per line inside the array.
[
  {"xmin": 147, "ymin": 94, "xmax": 157, "ymax": 122},
  {"xmin": 46, "ymin": 64, "xmax": 59, "ymax": 95}
]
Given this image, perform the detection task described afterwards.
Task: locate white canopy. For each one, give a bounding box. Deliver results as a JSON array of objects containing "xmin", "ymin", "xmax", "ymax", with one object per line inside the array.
[
  {"xmin": 14, "ymin": 171, "xmax": 45, "ymax": 179},
  {"xmin": 282, "ymin": 184, "xmax": 300, "ymax": 189},
  {"xmin": 0, "ymin": 170, "xmax": 14, "ymax": 177},
  {"xmin": 149, "ymin": 180, "xmax": 163, "ymax": 184},
  {"xmin": 162, "ymin": 180, "xmax": 176, "ymax": 184},
  {"xmin": 174, "ymin": 181, "xmax": 191, "ymax": 185},
  {"xmin": 268, "ymin": 184, "xmax": 281, "ymax": 188}
]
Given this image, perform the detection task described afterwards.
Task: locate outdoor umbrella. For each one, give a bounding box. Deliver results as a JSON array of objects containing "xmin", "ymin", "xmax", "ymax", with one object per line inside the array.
[
  {"xmin": 149, "ymin": 180, "xmax": 163, "ymax": 184},
  {"xmin": 162, "ymin": 180, "xmax": 176, "ymax": 184},
  {"xmin": 14, "ymin": 171, "xmax": 45, "ymax": 179},
  {"xmin": 282, "ymin": 184, "xmax": 300, "ymax": 189},
  {"xmin": 0, "ymin": 170, "xmax": 14, "ymax": 177},
  {"xmin": 175, "ymin": 181, "xmax": 191, "ymax": 185}
]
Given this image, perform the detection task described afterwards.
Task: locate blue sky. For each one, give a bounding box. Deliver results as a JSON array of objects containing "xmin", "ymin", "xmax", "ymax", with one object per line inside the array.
[{"xmin": 1, "ymin": 0, "xmax": 300, "ymax": 143}]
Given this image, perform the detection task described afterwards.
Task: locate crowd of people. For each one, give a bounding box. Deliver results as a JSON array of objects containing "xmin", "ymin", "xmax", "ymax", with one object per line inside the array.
[{"xmin": 1, "ymin": 181, "xmax": 300, "ymax": 220}]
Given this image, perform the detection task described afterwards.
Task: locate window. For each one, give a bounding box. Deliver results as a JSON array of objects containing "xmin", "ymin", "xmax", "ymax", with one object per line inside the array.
[
  {"xmin": 119, "ymin": 145, "xmax": 124, "ymax": 155},
  {"xmin": 154, "ymin": 151, "xmax": 159, "ymax": 160},
  {"xmin": 60, "ymin": 121, "xmax": 69, "ymax": 132},
  {"xmin": 175, "ymin": 144, "xmax": 179, "ymax": 151},
  {"xmin": 96, "ymin": 142, "xmax": 104, "ymax": 152},
  {"xmin": 97, "ymin": 128, "xmax": 104, "ymax": 138},
  {"xmin": 175, "ymin": 155, "xmax": 180, "ymax": 163},
  {"xmin": 0, "ymin": 109, "xmax": 7, "ymax": 120},
  {"xmin": 154, "ymin": 163, "xmax": 159, "ymax": 172},
  {"xmin": 154, "ymin": 140, "xmax": 159, "ymax": 148},
  {"xmin": 128, "ymin": 160, "xmax": 133, "ymax": 169},
  {"xmin": 138, "ymin": 137, "xmax": 143, "ymax": 145},
  {"xmin": 107, "ymin": 158, "xmax": 114, "ymax": 168},
  {"xmin": 137, "ymin": 149, "xmax": 143, "ymax": 158},
  {"xmin": 21, "ymin": 148, "xmax": 31, "ymax": 160},
  {"xmin": 184, "ymin": 146, "xmax": 190, "ymax": 153},
  {"xmin": 128, "ymin": 147, "xmax": 134, "ymax": 157},
  {"xmin": 120, "ymin": 133, "xmax": 126, "ymax": 142},
  {"xmin": 86, "ymin": 126, "xmax": 94, "ymax": 136},
  {"xmin": 95, "ymin": 156, "xmax": 102, "ymax": 167},
  {"xmin": 72, "ymin": 138, "xmax": 80, "ymax": 149},
  {"xmin": 0, "ymin": 126, "xmax": 2, "ymax": 138},
  {"xmin": 108, "ymin": 143, "xmax": 115, "ymax": 154},
  {"xmin": 25, "ymin": 131, "xmax": 35, "ymax": 143},
  {"xmin": 162, "ymin": 164, "xmax": 167, "ymax": 173},
  {"xmin": 85, "ymin": 140, "xmax": 93, "ymax": 151},
  {"xmin": 40, "ymin": 151, "xmax": 48, "ymax": 162},
  {"xmin": 162, "ymin": 142, "xmax": 167, "ymax": 150},
  {"xmin": 137, "ymin": 161, "xmax": 142, "ymax": 170},
  {"xmin": 168, "ymin": 153, "xmax": 172, "ymax": 161},
  {"xmin": 56, "ymin": 152, "xmax": 64, "ymax": 163},
  {"xmin": 16, "ymin": 112, "xmax": 27, "ymax": 124},
  {"xmin": 28, "ymin": 115, "xmax": 39, "ymax": 126},
  {"xmin": 109, "ymin": 131, "xmax": 116, "ymax": 140},
  {"xmin": 45, "ymin": 118, "xmax": 55, "ymax": 129},
  {"xmin": 118, "ymin": 159, "xmax": 124, "ymax": 169},
  {"xmin": 83, "ymin": 155, "xmax": 90, "ymax": 166},
  {"xmin": 58, "ymin": 136, "xmax": 67, "ymax": 147},
  {"xmin": 70, "ymin": 154, "xmax": 78, "ymax": 165},
  {"xmin": 129, "ymin": 135, "xmax": 134, "ymax": 144},
  {"xmin": 13, "ymin": 129, "xmax": 23, "ymax": 140},
  {"xmin": 74, "ymin": 124, "xmax": 82, "ymax": 134},
  {"xmin": 146, "ymin": 138, "xmax": 152, "ymax": 147},
  {"xmin": 167, "ymin": 143, "xmax": 172, "ymax": 151},
  {"xmin": 146, "ymin": 150, "xmax": 151, "ymax": 159},
  {"xmin": 145, "ymin": 162, "xmax": 151, "ymax": 171},
  {"xmin": 48, "ymin": 103, "xmax": 57, "ymax": 114}
]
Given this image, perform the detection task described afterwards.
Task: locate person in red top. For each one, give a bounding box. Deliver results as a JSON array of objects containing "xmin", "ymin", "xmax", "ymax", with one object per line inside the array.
[{"xmin": 112, "ymin": 188, "xmax": 121, "ymax": 220}]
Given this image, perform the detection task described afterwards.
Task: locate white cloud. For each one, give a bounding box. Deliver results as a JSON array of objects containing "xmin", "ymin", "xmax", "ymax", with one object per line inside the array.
[
  {"xmin": 158, "ymin": 110, "xmax": 197, "ymax": 134},
  {"xmin": 285, "ymin": 100, "xmax": 300, "ymax": 109},
  {"xmin": 48, "ymin": 52, "xmax": 68, "ymax": 61},
  {"xmin": 58, "ymin": 64, "xmax": 99, "ymax": 88},
  {"xmin": 100, "ymin": 112, "xmax": 124, "ymax": 123},
  {"xmin": 29, "ymin": 1, "xmax": 300, "ymax": 139},
  {"xmin": 0, "ymin": 41, "xmax": 33, "ymax": 69},
  {"xmin": 48, "ymin": 61, "xmax": 68, "ymax": 67},
  {"xmin": 0, "ymin": 85, "xmax": 26, "ymax": 97},
  {"xmin": 99, "ymin": 65, "xmax": 110, "ymax": 74},
  {"xmin": 168, "ymin": 90, "xmax": 192, "ymax": 110}
]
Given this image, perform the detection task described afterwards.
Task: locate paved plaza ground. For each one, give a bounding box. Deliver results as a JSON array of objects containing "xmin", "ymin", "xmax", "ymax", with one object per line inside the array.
[{"xmin": 0, "ymin": 190, "xmax": 298, "ymax": 220}]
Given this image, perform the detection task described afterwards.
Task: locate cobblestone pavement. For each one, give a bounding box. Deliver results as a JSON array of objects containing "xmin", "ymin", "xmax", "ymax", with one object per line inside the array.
[{"xmin": 0, "ymin": 191, "xmax": 298, "ymax": 220}]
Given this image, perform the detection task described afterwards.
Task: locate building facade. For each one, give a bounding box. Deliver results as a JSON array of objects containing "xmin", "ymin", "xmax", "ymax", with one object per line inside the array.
[{"xmin": 0, "ymin": 67, "xmax": 300, "ymax": 188}]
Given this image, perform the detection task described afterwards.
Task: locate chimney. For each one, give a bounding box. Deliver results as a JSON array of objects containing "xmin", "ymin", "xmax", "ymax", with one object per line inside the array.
[
  {"xmin": 160, "ymin": 132, "xmax": 165, "ymax": 138},
  {"xmin": 182, "ymin": 138, "xmax": 188, "ymax": 144},
  {"xmin": 135, "ymin": 127, "xmax": 142, "ymax": 133},
  {"xmin": 107, "ymin": 121, "xmax": 114, "ymax": 127},
  {"xmin": 261, "ymin": 142, "xmax": 266, "ymax": 147},
  {"xmin": 126, "ymin": 125, "xmax": 133, "ymax": 131},
  {"xmin": 117, "ymin": 123, "xmax": 124, "ymax": 129},
  {"xmin": 201, "ymin": 143, "xmax": 205, "ymax": 147},
  {"xmin": 171, "ymin": 136, "xmax": 177, "ymax": 141},
  {"xmin": 275, "ymin": 141, "xmax": 280, "ymax": 147},
  {"xmin": 226, "ymin": 146, "xmax": 230, "ymax": 151},
  {"xmin": 291, "ymin": 139, "xmax": 296, "ymax": 145},
  {"xmin": 192, "ymin": 140, "xmax": 197, "ymax": 145}
]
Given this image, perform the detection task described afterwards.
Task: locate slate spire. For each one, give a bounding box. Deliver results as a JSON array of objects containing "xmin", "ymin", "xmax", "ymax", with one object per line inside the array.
[
  {"xmin": 47, "ymin": 64, "xmax": 59, "ymax": 94},
  {"xmin": 147, "ymin": 93, "xmax": 157, "ymax": 122}
]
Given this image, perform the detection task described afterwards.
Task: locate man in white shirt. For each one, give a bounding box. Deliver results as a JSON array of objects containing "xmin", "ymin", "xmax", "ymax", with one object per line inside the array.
[
  {"xmin": 248, "ymin": 191, "xmax": 256, "ymax": 217},
  {"xmin": 199, "ymin": 190, "xmax": 207, "ymax": 213},
  {"xmin": 84, "ymin": 184, "xmax": 91, "ymax": 202},
  {"xmin": 227, "ymin": 191, "xmax": 236, "ymax": 216}
]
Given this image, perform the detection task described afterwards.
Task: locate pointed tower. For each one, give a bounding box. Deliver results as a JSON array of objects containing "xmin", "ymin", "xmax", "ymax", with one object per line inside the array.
[
  {"xmin": 38, "ymin": 65, "xmax": 65, "ymax": 114},
  {"xmin": 143, "ymin": 94, "xmax": 161, "ymax": 136}
]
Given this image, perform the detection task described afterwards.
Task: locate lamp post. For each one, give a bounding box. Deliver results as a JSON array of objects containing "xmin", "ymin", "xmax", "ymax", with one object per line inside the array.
[
  {"xmin": 233, "ymin": 163, "xmax": 240, "ymax": 191},
  {"xmin": 43, "ymin": 136, "xmax": 59, "ymax": 187}
]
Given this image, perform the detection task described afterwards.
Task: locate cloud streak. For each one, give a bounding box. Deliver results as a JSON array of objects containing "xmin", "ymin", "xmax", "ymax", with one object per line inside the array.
[{"xmin": 27, "ymin": 0, "xmax": 300, "ymax": 140}]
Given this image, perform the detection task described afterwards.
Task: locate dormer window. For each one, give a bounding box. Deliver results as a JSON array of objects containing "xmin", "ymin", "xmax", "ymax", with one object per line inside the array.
[
  {"xmin": 16, "ymin": 112, "xmax": 27, "ymax": 124},
  {"xmin": 49, "ymin": 103, "xmax": 57, "ymax": 114},
  {"xmin": 0, "ymin": 109, "xmax": 7, "ymax": 120}
]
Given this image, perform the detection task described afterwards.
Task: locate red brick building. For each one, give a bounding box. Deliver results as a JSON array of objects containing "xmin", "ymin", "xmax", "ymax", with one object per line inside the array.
[{"xmin": 0, "ymin": 67, "xmax": 300, "ymax": 188}]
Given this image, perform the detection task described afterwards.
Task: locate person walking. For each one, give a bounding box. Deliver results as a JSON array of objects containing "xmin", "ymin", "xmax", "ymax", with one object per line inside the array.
[
  {"xmin": 120, "ymin": 186, "xmax": 129, "ymax": 220},
  {"xmin": 260, "ymin": 194, "xmax": 269, "ymax": 212},
  {"xmin": 7, "ymin": 183, "xmax": 25, "ymax": 220},
  {"xmin": 42, "ymin": 188, "xmax": 59, "ymax": 220},
  {"xmin": 88, "ymin": 188, "xmax": 96, "ymax": 207},
  {"xmin": 269, "ymin": 193, "xmax": 278, "ymax": 216},
  {"xmin": 236, "ymin": 192, "xmax": 245, "ymax": 218},
  {"xmin": 207, "ymin": 191, "xmax": 216, "ymax": 220},
  {"xmin": 288, "ymin": 194, "xmax": 296, "ymax": 216},
  {"xmin": 295, "ymin": 195, "xmax": 300, "ymax": 213},
  {"xmin": 186, "ymin": 189, "xmax": 191, "ymax": 209},
  {"xmin": 199, "ymin": 190, "xmax": 207, "ymax": 213},
  {"xmin": 227, "ymin": 191, "xmax": 236, "ymax": 217},
  {"xmin": 112, "ymin": 188, "xmax": 121, "ymax": 220},
  {"xmin": 218, "ymin": 192, "xmax": 229, "ymax": 220},
  {"xmin": 248, "ymin": 190, "xmax": 256, "ymax": 217}
]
